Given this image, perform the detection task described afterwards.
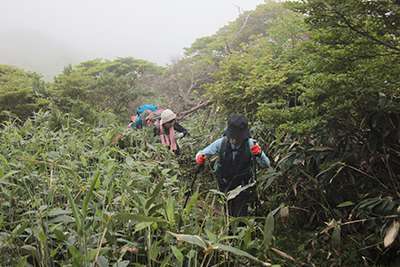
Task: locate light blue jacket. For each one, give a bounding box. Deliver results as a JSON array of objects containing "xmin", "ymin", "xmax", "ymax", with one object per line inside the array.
[{"xmin": 196, "ymin": 137, "xmax": 270, "ymax": 169}]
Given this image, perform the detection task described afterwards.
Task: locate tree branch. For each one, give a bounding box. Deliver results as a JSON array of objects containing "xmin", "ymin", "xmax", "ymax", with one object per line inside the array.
[
  {"xmin": 225, "ymin": 6, "xmax": 251, "ymax": 55},
  {"xmin": 333, "ymin": 8, "xmax": 400, "ymax": 53},
  {"xmin": 177, "ymin": 99, "xmax": 210, "ymax": 120}
]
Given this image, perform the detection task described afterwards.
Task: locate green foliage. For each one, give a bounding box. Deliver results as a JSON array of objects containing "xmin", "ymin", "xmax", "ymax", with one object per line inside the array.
[
  {"xmin": 273, "ymin": 0, "xmax": 400, "ymax": 140},
  {"xmin": 75, "ymin": 57, "xmax": 164, "ymax": 78},
  {"xmin": 206, "ymin": 2, "xmax": 306, "ymax": 119},
  {"xmin": 0, "ymin": 110, "xmax": 292, "ymax": 266},
  {"xmin": 2, "ymin": 1, "xmax": 400, "ymax": 265},
  {"xmin": 0, "ymin": 64, "xmax": 49, "ymax": 122},
  {"xmin": 209, "ymin": 43, "xmax": 303, "ymax": 118},
  {"xmin": 50, "ymin": 57, "xmax": 166, "ymax": 125},
  {"xmin": 185, "ymin": 1, "xmax": 306, "ymax": 64},
  {"xmin": 249, "ymin": 1, "xmax": 400, "ymax": 265}
]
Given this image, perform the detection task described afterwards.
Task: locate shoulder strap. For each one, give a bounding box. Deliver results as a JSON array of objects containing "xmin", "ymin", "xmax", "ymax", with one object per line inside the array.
[
  {"xmin": 219, "ymin": 137, "xmax": 228, "ymax": 158},
  {"xmin": 220, "ymin": 137, "xmax": 252, "ymax": 158},
  {"xmin": 245, "ymin": 139, "xmax": 252, "ymax": 158}
]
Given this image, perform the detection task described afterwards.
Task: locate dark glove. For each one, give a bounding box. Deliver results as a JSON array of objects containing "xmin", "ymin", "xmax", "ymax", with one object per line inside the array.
[
  {"xmin": 196, "ymin": 154, "xmax": 206, "ymax": 166},
  {"xmin": 251, "ymin": 144, "xmax": 261, "ymax": 157}
]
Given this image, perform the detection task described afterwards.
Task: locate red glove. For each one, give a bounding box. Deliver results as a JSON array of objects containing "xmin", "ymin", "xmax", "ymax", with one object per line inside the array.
[
  {"xmin": 196, "ymin": 154, "xmax": 206, "ymax": 166},
  {"xmin": 251, "ymin": 144, "xmax": 261, "ymax": 157}
]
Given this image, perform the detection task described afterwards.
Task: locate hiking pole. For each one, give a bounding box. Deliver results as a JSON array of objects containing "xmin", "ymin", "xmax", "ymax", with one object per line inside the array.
[
  {"xmin": 183, "ymin": 164, "xmax": 203, "ymax": 208},
  {"xmin": 252, "ymin": 143, "xmax": 261, "ymax": 216}
]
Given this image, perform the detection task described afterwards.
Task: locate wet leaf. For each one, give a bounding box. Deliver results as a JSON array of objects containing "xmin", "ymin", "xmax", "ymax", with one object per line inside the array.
[
  {"xmin": 168, "ymin": 232, "xmax": 207, "ymax": 249},
  {"xmin": 160, "ymin": 254, "xmax": 173, "ymax": 267},
  {"xmin": 331, "ymin": 225, "xmax": 341, "ymax": 253},
  {"xmin": 82, "ymin": 169, "xmax": 100, "ymax": 217},
  {"xmin": 97, "ymin": 255, "xmax": 108, "ymax": 267},
  {"xmin": 113, "ymin": 261, "xmax": 130, "ymax": 267},
  {"xmin": 166, "ymin": 195, "xmax": 175, "ymax": 223},
  {"xmin": 38, "ymin": 231, "xmax": 47, "ymax": 243},
  {"xmin": 227, "ymin": 182, "xmax": 255, "ymax": 200},
  {"xmin": 337, "ymin": 201, "xmax": 354, "ymax": 208},
  {"xmin": 384, "ymin": 221, "xmax": 400, "ymax": 248},
  {"xmin": 21, "ymin": 245, "xmax": 39, "ymax": 260},
  {"xmin": 16, "ymin": 256, "xmax": 28, "ymax": 267},
  {"xmin": 308, "ymin": 146, "xmax": 334, "ymax": 152},
  {"xmin": 270, "ymin": 247, "xmax": 296, "ymax": 261},
  {"xmin": 66, "ymin": 243, "xmax": 83, "ymax": 266},
  {"xmin": 48, "ymin": 209, "xmax": 72, "ymax": 216},
  {"xmin": 280, "ymin": 206, "xmax": 289, "ymax": 227},
  {"xmin": 114, "ymin": 213, "xmax": 165, "ymax": 223},
  {"xmin": 63, "ymin": 184, "xmax": 82, "ymax": 234},
  {"xmin": 145, "ymin": 177, "xmax": 165, "ymax": 210},
  {"xmin": 171, "ymin": 246, "xmax": 183, "ymax": 263},
  {"xmin": 264, "ymin": 212, "xmax": 274, "ymax": 246},
  {"xmin": 213, "ymin": 243, "xmax": 271, "ymax": 265}
]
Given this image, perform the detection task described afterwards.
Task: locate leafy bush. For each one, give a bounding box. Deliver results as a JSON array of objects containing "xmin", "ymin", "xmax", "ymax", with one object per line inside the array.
[
  {"xmin": 0, "ymin": 64, "xmax": 49, "ymax": 122},
  {"xmin": 0, "ymin": 110, "xmax": 295, "ymax": 267}
]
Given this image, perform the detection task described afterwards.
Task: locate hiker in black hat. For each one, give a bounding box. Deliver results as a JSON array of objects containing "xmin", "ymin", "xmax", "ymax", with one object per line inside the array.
[{"xmin": 195, "ymin": 113, "xmax": 270, "ymax": 220}]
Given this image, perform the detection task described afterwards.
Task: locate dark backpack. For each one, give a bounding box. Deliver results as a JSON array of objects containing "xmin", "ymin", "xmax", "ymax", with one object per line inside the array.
[
  {"xmin": 219, "ymin": 137, "xmax": 252, "ymax": 162},
  {"xmin": 215, "ymin": 137, "xmax": 254, "ymax": 192}
]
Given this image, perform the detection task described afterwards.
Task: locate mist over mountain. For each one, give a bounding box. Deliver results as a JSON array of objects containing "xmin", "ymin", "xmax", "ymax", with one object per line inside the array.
[{"xmin": 0, "ymin": 29, "xmax": 118, "ymax": 81}]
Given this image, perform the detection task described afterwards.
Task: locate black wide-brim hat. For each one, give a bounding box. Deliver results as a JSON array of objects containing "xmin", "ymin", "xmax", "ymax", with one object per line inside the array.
[{"xmin": 225, "ymin": 113, "xmax": 250, "ymax": 140}]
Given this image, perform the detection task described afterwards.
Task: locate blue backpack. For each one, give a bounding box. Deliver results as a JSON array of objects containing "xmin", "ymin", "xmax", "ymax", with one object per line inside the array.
[
  {"xmin": 136, "ymin": 104, "xmax": 158, "ymax": 116},
  {"xmin": 131, "ymin": 104, "xmax": 159, "ymax": 129}
]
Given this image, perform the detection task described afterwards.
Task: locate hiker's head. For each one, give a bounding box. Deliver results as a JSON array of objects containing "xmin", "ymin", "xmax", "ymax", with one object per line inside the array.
[
  {"xmin": 161, "ymin": 109, "xmax": 176, "ymax": 128},
  {"xmin": 226, "ymin": 113, "xmax": 250, "ymax": 144},
  {"xmin": 142, "ymin": 110, "xmax": 152, "ymax": 119},
  {"xmin": 141, "ymin": 110, "xmax": 152, "ymax": 126}
]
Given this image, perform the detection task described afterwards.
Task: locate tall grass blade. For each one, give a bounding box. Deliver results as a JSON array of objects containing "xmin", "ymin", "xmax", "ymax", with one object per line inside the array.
[
  {"xmin": 145, "ymin": 177, "xmax": 165, "ymax": 210},
  {"xmin": 120, "ymin": 181, "xmax": 145, "ymax": 207},
  {"xmin": 82, "ymin": 169, "xmax": 100, "ymax": 217},
  {"xmin": 63, "ymin": 184, "xmax": 82, "ymax": 233},
  {"xmin": 166, "ymin": 195, "xmax": 175, "ymax": 223},
  {"xmin": 67, "ymin": 242, "xmax": 83, "ymax": 266},
  {"xmin": 16, "ymin": 256, "xmax": 28, "ymax": 267},
  {"xmin": 332, "ymin": 225, "xmax": 341, "ymax": 253},
  {"xmin": 214, "ymin": 244, "xmax": 271, "ymax": 265},
  {"xmin": 114, "ymin": 213, "xmax": 166, "ymax": 222},
  {"xmin": 264, "ymin": 212, "xmax": 274, "ymax": 246},
  {"xmin": 171, "ymin": 245, "xmax": 184, "ymax": 263},
  {"xmin": 168, "ymin": 232, "xmax": 207, "ymax": 249}
]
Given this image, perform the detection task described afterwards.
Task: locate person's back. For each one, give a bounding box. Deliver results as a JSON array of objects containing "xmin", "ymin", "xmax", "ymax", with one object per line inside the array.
[{"xmin": 130, "ymin": 104, "xmax": 159, "ymax": 129}]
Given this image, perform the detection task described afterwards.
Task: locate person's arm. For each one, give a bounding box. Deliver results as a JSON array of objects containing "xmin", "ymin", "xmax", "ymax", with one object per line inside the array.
[
  {"xmin": 249, "ymin": 139, "xmax": 270, "ymax": 169},
  {"xmin": 195, "ymin": 138, "xmax": 224, "ymax": 160},
  {"xmin": 173, "ymin": 122, "xmax": 187, "ymax": 136}
]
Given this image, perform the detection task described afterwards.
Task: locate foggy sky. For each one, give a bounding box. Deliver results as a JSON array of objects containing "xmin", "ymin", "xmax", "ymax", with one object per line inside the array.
[{"xmin": 0, "ymin": 0, "xmax": 264, "ymax": 80}]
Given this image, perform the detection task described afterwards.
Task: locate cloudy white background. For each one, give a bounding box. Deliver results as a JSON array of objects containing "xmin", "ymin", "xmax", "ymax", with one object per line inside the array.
[{"xmin": 0, "ymin": 0, "xmax": 264, "ymax": 79}]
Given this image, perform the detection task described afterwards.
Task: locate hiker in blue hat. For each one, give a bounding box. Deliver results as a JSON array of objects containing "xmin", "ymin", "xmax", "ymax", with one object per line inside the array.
[{"xmin": 196, "ymin": 113, "xmax": 270, "ymax": 219}]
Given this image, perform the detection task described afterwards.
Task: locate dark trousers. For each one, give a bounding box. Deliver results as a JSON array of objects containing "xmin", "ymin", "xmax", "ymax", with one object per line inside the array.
[
  {"xmin": 227, "ymin": 189, "xmax": 250, "ymax": 218},
  {"xmin": 218, "ymin": 178, "xmax": 251, "ymax": 218}
]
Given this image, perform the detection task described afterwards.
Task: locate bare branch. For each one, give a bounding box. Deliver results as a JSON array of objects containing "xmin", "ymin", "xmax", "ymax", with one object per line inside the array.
[
  {"xmin": 200, "ymin": 105, "xmax": 211, "ymax": 129},
  {"xmin": 178, "ymin": 99, "xmax": 210, "ymax": 120},
  {"xmin": 225, "ymin": 5, "xmax": 251, "ymax": 55}
]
